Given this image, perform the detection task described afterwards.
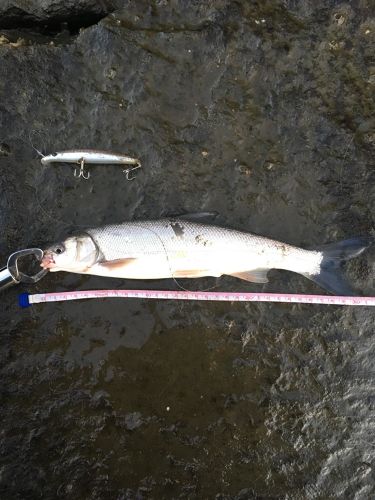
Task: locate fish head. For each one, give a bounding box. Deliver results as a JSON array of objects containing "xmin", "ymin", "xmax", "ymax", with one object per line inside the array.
[{"xmin": 41, "ymin": 234, "xmax": 99, "ymax": 272}]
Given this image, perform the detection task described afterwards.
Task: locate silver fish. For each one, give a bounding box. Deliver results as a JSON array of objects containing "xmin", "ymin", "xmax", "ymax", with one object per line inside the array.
[{"xmin": 41, "ymin": 217, "xmax": 371, "ymax": 295}]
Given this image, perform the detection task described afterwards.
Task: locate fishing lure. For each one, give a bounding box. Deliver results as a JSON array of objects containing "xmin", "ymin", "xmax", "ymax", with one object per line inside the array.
[{"xmin": 41, "ymin": 149, "xmax": 141, "ymax": 180}]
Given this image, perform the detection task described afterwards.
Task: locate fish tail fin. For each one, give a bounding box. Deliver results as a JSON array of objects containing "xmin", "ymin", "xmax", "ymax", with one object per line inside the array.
[{"xmin": 304, "ymin": 236, "xmax": 373, "ymax": 295}]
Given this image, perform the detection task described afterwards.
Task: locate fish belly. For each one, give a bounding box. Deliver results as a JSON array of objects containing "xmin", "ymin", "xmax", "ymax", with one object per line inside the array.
[{"xmin": 84, "ymin": 253, "xmax": 225, "ymax": 280}]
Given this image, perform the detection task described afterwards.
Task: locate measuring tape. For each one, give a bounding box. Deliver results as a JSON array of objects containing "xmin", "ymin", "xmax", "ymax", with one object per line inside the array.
[{"xmin": 18, "ymin": 290, "xmax": 375, "ymax": 307}]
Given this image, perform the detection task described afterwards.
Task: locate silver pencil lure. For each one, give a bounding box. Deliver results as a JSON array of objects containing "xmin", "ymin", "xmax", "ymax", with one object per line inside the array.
[{"xmin": 41, "ymin": 149, "xmax": 141, "ymax": 180}]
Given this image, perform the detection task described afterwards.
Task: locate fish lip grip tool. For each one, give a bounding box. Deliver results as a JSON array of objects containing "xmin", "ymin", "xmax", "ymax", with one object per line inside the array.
[{"xmin": 0, "ymin": 248, "xmax": 48, "ymax": 292}]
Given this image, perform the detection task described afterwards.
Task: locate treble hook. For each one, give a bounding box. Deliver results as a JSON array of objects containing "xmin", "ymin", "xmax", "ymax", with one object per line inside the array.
[
  {"xmin": 123, "ymin": 163, "xmax": 141, "ymax": 181},
  {"xmin": 74, "ymin": 158, "xmax": 90, "ymax": 180}
]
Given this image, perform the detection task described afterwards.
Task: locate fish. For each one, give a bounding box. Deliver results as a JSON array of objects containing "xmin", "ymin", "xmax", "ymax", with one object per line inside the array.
[{"xmin": 40, "ymin": 216, "xmax": 372, "ymax": 295}]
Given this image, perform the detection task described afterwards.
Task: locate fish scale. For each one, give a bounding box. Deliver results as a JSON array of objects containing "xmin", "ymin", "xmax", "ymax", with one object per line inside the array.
[{"xmin": 86, "ymin": 219, "xmax": 314, "ymax": 269}]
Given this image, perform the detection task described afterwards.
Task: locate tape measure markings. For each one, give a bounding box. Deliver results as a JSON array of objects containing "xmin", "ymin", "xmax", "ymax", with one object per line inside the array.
[{"xmin": 18, "ymin": 290, "xmax": 375, "ymax": 307}]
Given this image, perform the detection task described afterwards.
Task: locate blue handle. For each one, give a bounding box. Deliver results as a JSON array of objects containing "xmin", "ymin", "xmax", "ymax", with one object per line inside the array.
[{"xmin": 19, "ymin": 293, "xmax": 31, "ymax": 308}]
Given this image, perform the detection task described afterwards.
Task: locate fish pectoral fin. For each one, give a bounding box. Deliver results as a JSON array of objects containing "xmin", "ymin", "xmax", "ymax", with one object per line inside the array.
[
  {"xmin": 229, "ymin": 268, "xmax": 269, "ymax": 283},
  {"xmin": 99, "ymin": 258, "xmax": 137, "ymax": 270}
]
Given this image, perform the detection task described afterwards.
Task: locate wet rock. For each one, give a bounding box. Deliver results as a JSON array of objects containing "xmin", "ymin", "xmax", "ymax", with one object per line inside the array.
[
  {"xmin": 1, "ymin": 0, "xmax": 375, "ymax": 498},
  {"xmin": 90, "ymin": 390, "xmax": 112, "ymax": 409},
  {"xmin": 0, "ymin": 1, "xmax": 115, "ymax": 30},
  {"xmin": 124, "ymin": 411, "xmax": 143, "ymax": 431}
]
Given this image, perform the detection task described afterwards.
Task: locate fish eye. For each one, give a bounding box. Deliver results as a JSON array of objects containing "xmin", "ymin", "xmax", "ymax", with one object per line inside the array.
[{"xmin": 55, "ymin": 245, "xmax": 65, "ymax": 254}]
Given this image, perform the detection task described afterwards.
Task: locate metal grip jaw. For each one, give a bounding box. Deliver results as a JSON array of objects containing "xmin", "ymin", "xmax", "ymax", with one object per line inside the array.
[
  {"xmin": 0, "ymin": 265, "xmax": 20, "ymax": 290},
  {"xmin": 0, "ymin": 248, "xmax": 48, "ymax": 292}
]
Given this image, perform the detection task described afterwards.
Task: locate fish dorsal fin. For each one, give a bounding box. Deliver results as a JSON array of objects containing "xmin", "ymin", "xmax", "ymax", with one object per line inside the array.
[
  {"xmin": 175, "ymin": 212, "xmax": 219, "ymax": 223},
  {"xmin": 229, "ymin": 269, "xmax": 269, "ymax": 283}
]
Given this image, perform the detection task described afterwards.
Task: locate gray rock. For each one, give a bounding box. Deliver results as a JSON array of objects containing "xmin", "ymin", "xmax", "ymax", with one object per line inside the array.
[
  {"xmin": 125, "ymin": 412, "xmax": 143, "ymax": 431},
  {"xmin": 0, "ymin": 1, "xmax": 374, "ymax": 498},
  {"xmin": 0, "ymin": 0, "xmax": 116, "ymax": 28}
]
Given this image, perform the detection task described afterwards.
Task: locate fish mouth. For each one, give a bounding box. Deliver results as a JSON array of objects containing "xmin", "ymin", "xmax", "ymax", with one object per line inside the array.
[{"xmin": 40, "ymin": 253, "xmax": 56, "ymax": 269}]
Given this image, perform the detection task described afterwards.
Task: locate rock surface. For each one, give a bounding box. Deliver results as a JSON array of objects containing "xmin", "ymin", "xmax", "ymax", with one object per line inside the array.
[
  {"xmin": 0, "ymin": 0, "xmax": 375, "ymax": 498},
  {"xmin": 0, "ymin": 0, "xmax": 115, "ymax": 28}
]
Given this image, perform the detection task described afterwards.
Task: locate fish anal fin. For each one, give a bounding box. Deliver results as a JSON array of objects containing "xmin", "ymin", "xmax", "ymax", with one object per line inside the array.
[
  {"xmin": 100, "ymin": 258, "xmax": 137, "ymax": 270},
  {"xmin": 173, "ymin": 269, "xmax": 211, "ymax": 278},
  {"xmin": 229, "ymin": 269, "xmax": 269, "ymax": 283}
]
